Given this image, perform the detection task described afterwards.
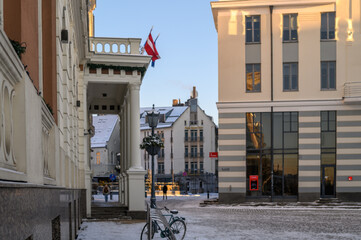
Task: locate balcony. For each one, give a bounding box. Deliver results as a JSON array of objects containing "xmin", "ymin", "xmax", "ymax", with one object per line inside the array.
[
  {"xmin": 89, "ymin": 37, "xmax": 142, "ymax": 55},
  {"xmin": 344, "ymin": 82, "xmax": 361, "ymax": 103}
]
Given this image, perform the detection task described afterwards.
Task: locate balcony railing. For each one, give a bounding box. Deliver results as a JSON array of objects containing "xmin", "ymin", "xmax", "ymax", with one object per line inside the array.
[
  {"xmin": 344, "ymin": 82, "xmax": 361, "ymax": 102},
  {"xmin": 89, "ymin": 37, "xmax": 142, "ymax": 55}
]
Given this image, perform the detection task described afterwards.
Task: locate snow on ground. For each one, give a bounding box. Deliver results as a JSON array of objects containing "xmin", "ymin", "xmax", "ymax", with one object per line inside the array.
[{"xmin": 78, "ymin": 194, "xmax": 361, "ymax": 240}]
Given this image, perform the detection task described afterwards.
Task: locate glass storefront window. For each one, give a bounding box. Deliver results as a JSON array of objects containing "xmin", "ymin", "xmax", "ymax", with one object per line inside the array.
[{"xmin": 246, "ymin": 112, "xmax": 299, "ymax": 197}]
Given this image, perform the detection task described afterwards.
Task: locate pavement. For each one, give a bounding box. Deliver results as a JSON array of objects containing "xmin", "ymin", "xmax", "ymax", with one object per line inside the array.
[{"xmin": 77, "ymin": 194, "xmax": 361, "ymax": 240}]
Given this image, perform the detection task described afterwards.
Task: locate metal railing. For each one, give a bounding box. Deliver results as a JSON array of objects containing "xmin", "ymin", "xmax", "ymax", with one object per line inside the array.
[
  {"xmin": 344, "ymin": 82, "xmax": 361, "ymax": 99},
  {"xmin": 89, "ymin": 37, "xmax": 142, "ymax": 55}
]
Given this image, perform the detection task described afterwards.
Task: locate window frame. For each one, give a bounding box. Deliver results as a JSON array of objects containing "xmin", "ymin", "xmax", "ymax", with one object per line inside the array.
[
  {"xmin": 246, "ymin": 63, "xmax": 261, "ymax": 93},
  {"xmin": 321, "ymin": 12, "xmax": 336, "ymax": 40},
  {"xmin": 283, "ymin": 13, "xmax": 298, "ymax": 42},
  {"xmin": 245, "ymin": 15, "xmax": 261, "ymax": 44},
  {"xmin": 283, "ymin": 62, "xmax": 298, "ymax": 91},
  {"xmin": 321, "ymin": 61, "xmax": 336, "ymax": 90}
]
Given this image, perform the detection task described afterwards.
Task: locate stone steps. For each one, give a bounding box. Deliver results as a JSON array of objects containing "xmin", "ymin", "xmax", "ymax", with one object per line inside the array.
[
  {"xmin": 200, "ymin": 198, "xmax": 219, "ymax": 207},
  {"xmin": 90, "ymin": 205, "xmax": 131, "ymax": 220}
]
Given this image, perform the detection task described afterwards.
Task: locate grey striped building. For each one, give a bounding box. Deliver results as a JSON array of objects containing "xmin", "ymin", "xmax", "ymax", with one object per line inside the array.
[{"xmin": 212, "ymin": 0, "xmax": 361, "ymax": 202}]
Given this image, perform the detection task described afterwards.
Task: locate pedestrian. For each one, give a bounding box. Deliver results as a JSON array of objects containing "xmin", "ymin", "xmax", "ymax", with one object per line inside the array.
[
  {"xmin": 103, "ymin": 184, "xmax": 110, "ymax": 202},
  {"xmin": 162, "ymin": 184, "xmax": 168, "ymax": 200}
]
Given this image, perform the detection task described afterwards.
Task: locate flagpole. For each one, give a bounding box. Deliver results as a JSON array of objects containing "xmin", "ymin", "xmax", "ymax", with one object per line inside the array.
[
  {"xmin": 149, "ymin": 26, "xmax": 154, "ymax": 35},
  {"xmin": 154, "ymin": 33, "xmax": 160, "ymax": 43}
]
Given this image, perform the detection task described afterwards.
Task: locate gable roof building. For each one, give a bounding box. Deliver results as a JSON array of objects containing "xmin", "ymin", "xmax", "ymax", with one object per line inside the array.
[{"xmin": 140, "ymin": 88, "xmax": 218, "ymax": 193}]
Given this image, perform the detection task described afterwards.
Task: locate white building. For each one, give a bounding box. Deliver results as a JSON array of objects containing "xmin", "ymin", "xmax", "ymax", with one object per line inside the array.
[
  {"xmin": 91, "ymin": 115, "xmax": 120, "ymax": 179},
  {"xmin": 140, "ymin": 88, "xmax": 218, "ymax": 193},
  {"xmin": 0, "ymin": 0, "xmax": 151, "ymax": 238}
]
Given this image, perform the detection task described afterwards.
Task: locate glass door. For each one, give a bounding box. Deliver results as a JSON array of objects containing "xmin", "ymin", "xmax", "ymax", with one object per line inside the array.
[{"xmin": 321, "ymin": 165, "xmax": 336, "ymax": 198}]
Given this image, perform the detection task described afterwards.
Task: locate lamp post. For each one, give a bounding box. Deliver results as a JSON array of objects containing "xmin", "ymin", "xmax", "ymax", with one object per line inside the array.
[{"xmin": 147, "ymin": 105, "xmax": 160, "ymax": 208}]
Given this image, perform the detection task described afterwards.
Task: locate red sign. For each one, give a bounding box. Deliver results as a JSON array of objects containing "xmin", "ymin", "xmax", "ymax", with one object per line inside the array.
[
  {"xmin": 249, "ymin": 175, "xmax": 259, "ymax": 191},
  {"xmin": 348, "ymin": 176, "xmax": 353, "ymax": 181},
  {"xmin": 209, "ymin": 152, "xmax": 218, "ymax": 158}
]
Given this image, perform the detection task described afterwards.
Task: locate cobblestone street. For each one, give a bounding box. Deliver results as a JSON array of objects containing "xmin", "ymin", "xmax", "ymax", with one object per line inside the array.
[{"xmin": 78, "ymin": 195, "xmax": 361, "ymax": 240}]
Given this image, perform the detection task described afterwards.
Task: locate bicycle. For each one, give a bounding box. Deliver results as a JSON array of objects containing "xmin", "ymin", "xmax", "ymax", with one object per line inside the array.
[{"xmin": 141, "ymin": 206, "xmax": 187, "ymax": 240}]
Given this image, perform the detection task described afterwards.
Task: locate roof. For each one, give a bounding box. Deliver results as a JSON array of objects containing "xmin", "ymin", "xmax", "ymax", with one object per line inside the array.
[
  {"xmin": 140, "ymin": 106, "xmax": 188, "ymax": 130},
  {"xmin": 91, "ymin": 115, "xmax": 119, "ymax": 148}
]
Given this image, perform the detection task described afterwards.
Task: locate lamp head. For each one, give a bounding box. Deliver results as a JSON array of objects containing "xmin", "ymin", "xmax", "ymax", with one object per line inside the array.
[{"xmin": 147, "ymin": 104, "xmax": 160, "ymax": 128}]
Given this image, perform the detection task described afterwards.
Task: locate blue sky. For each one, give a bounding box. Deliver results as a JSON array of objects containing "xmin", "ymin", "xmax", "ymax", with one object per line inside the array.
[{"xmin": 93, "ymin": 0, "xmax": 219, "ymax": 124}]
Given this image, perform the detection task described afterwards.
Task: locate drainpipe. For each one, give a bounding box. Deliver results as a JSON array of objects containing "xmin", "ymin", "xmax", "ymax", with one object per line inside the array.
[{"xmin": 270, "ymin": 5, "xmax": 274, "ymax": 202}]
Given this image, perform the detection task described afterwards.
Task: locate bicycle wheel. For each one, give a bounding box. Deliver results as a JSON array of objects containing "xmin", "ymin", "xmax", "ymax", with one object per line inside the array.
[
  {"xmin": 169, "ymin": 219, "xmax": 186, "ymax": 240},
  {"xmin": 140, "ymin": 223, "xmax": 155, "ymax": 240}
]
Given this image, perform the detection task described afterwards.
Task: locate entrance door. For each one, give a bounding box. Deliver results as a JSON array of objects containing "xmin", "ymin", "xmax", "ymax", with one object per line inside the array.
[{"xmin": 321, "ymin": 165, "xmax": 336, "ymax": 198}]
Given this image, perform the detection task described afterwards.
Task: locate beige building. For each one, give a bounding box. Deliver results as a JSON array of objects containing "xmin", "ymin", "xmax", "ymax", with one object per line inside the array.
[
  {"xmin": 0, "ymin": 0, "xmax": 150, "ymax": 239},
  {"xmin": 212, "ymin": 0, "xmax": 361, "ymax": 203}
]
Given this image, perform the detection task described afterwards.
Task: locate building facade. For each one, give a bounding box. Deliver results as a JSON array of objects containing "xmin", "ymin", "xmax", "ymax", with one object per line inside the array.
[
  {"xmin": 212, "ymin": 0, "xmax": 361, "ymax": 203},
  {"xmin": 140, "ymin": 89, "xmax": 218, "ymax": 193},
  {"xmin": 0, "ymin": 0, "xmax": 150, "ymax": 239}
]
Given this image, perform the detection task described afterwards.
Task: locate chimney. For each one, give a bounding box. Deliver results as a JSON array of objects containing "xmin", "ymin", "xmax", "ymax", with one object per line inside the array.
[{"xmin": 172, "ymin": 99, "xmax": 178, "ymax": 106}]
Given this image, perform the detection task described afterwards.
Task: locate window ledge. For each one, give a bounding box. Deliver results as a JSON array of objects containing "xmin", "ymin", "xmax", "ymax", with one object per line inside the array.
[
  {"xmin": 245, "ymin": 42, "xmax": 261, "ymax": 45},
  {"xmin": 321, "ymin": 88, "xmax": 337, "ymax": 91},
  {"xmin": 283, "ymin": 41, "xmax": 298, "ymax": 43},
  {"xmin": 321, "ymin": 39, "xmax": 336, "ymax": 42},
  {"xmin": 246, "ymin": 91, "xmax": 262, "ymax": 93},
  {"xmin": 283, "ymin": 90, "xmax": 299, "ymax": 92}
]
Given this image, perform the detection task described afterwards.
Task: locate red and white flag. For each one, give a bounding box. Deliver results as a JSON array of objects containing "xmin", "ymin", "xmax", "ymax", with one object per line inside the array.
[{"xmin": 144, "ymin": 32, "xmax": 160, "ymax": 67}]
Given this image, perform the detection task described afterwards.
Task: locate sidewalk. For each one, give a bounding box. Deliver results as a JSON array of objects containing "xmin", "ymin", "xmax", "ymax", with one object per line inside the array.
[{"xmin": 77, "ymin": 194, "xmax": 361, "ymax": 240}]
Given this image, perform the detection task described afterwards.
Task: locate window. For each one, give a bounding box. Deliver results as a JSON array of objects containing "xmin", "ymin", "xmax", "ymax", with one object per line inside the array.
[
  {"xmin": 185, "ymin": 162, "xmax": 189, "ymax": 172},
  {"xmin": 321, "ymin": 111, "xmax": 336, "ymax": 154},
  {"xmin": 321, "ymin": 61, "xmax": 336, "ymax": 90},
  {"xmin": 321, "ymin": 12, "xmax": 335, "ymax": 40},
  {"xmin": 191, "ymin": 146, "xmax": 197, "ymax": 158},
  {"xmin": 246, "ymin": 64, "xmax": 261, "ymax": 92},
  {"xmin": 158, "ymin": 148, "xmax": 165, "ymax": 158},
  {"xmin": 200, "ymin": 130, "xmax": 203, "ymax": 141},
  {"xmin": 246, "ymin": 112, "xmax": 298, "ymax": 197},
  {"xmin": 184, "ymin": 130, "xmax": 188, "ymax": 141},
  {"xmin": 246, "ymin": 16, "xmax": 260, "ymax": 43},
  {"xmin": 283, "ymin": 63, "xmax": 298, "ymax": 91},
  {"xmin": 191, "ymin": 130, "xmax": 197, "ymax": 141},
  {"xmin": 200, "ymin": 162, "xmax": 204, "ymax": 173},
  {"xmin": 184, "ymin": 120, "xmax": 187, "ymax": 126},
  {"xmin": 191, "ymin": 162, "xmax": 197, "ymax": 174},
  {"xmin": 158, "ymin": 162, "xmax": 164, "ymax": 174},
  {"xmin": 283, "ymin": 14, "xmax": 298, "ymax": 41},
  {"xmin": 200, "ymin": 146, "xmax": 204, "ymax": 157},
  {"xmin": 96, "ymin": 152, "xmax": 100, "ymax": 164},
  {"xmin": 185, "ymin": 146, "xmax": 188, "ymax": 157}
]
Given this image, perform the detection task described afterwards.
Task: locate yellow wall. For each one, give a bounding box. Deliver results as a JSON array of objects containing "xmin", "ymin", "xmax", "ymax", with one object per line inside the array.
[{"xmin": 215, "ymin": 0, "xmax": 361, "ymax": 104}]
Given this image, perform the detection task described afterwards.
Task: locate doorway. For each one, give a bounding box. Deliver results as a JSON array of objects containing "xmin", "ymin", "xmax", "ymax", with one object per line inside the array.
[{"xmin": 321, "ymin": 165, "xmax": 336, "ymax": 198}]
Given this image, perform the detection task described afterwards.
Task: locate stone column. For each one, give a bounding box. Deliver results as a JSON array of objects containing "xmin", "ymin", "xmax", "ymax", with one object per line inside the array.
[
  {"xmin": 129, "ymin": 83, "xmax": 142, "ymax": 170},
  {"xmin": 126, "ymin": 83, "xmax": 146, "ymax": 212},
  {"xmin": 127, "ymin": 95, "xmax": 131, "ymax": 170}
]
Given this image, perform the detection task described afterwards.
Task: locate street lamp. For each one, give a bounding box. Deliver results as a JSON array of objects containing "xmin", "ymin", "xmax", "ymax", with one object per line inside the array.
[{"xmin": 147, "ymin": 104, "xmax": 160, "ymax": 208}]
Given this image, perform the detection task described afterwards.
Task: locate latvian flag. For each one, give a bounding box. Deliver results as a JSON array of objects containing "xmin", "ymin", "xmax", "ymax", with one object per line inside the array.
[{"xmin": 144, "ymin": 33, "xmax": 160, "ymax": 67}]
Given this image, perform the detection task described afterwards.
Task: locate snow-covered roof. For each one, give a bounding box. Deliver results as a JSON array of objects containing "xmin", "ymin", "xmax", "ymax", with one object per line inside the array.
[
  {"xmin": 140, "ymin": 106, "xmax": 188, "ymax": 130},
  {"xmin": 91, "ymin": 115, "xmax": 119, "ymax": 148}
]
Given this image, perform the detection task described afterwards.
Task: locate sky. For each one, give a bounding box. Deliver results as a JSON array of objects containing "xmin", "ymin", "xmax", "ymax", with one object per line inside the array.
[{"xmin": 93, "ymin": 0, "xmax": 219, "ymax": 124}]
